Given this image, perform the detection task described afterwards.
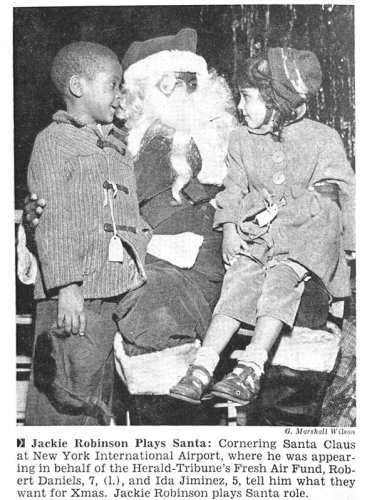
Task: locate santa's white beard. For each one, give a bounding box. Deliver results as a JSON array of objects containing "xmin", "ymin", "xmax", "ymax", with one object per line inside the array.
[
  {"xmin": 123, "ymin": 72, "xmax": 237, "ymax": 201},
  {"xmin": 170, "ymin": 130, "xmax": 193, "ymax": 203}
]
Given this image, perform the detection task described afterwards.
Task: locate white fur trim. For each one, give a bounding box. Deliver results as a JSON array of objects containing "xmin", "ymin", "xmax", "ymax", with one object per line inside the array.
[
  {"xmin": 114, "ymin": 333, "xmax": 201, "ymax": 395},
  {"xmin": 124, "ymin": 50, "xmax": 209, "ymax": 82},
  {"xmin": 147, "ymin": 233, "xmax": 204, "ymax": 268},
  {"xmin": 232, "ymin": 323, "xmax": 341, "ymax": 373},
  {"xmin": 271, "ymin": 323, "xmax": 341, "ymax": 372}
]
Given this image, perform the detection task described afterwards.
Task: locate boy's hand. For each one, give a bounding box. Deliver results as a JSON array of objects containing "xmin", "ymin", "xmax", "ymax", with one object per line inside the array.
[
  {"xmin": 222, "ymin": 223, "xmax": 248, "ymax": 266},
  {"xmin": 58, "ymin": 283, "xmax": 86, "ymax": 335},
  {"xmin": 23, "ymin": 193, "xmax": 46, "ymax": 228}
]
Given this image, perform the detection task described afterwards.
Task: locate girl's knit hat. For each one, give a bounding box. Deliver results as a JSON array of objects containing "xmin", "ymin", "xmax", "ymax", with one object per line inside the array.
[{"xmin": 268, "ymin": 47, "xmax": 322, "ymax": 110}]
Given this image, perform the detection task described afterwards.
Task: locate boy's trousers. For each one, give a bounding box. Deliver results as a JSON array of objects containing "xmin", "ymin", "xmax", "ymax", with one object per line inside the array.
[{"xmin": 25, "ymin": 298, "xmax": 118, "ymax": 426}]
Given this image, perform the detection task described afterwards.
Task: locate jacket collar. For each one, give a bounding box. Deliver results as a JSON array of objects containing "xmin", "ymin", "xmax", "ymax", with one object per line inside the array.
[{"xmin": 52, "ymin": 110, "xmax": 114, "ymax": 135}]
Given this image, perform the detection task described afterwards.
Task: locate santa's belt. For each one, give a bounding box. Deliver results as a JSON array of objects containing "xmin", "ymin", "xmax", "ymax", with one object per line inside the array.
[
  {"xmin": 104, "ymin": 223, "xmax": 149, "ymax": 234},
  {"xmin": 182, "ymin": 177, "xmax": 212, "ymax": 205},
  {"xmin": 180, "ymin": 189, "xmax": 211, "ymax": 207},
  {"xmin": 139, "ymin": 184, "xmax": 211, "ymax": 230}
]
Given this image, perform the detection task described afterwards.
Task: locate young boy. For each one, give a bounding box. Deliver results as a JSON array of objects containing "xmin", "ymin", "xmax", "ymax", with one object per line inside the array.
[{"xmin": 25, "ymin": 41, "xmax": 150, "ymax": 425}]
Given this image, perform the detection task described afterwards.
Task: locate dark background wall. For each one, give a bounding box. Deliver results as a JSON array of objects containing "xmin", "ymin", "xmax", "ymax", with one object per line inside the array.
[{"xmin": 13, "ymin": 4, "xmax": 354, "ymax": 208}]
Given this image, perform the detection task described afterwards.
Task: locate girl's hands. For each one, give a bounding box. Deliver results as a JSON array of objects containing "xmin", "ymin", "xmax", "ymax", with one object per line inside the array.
[{"xmin": 222, "ymin": 223, "xmax": 248, "ymax": 266}]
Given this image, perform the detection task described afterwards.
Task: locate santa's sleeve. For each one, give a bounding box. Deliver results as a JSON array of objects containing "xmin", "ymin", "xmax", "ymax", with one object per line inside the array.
[{"xmin": 214, "ymin": 129, "xmax": 249, "ymax": 229}]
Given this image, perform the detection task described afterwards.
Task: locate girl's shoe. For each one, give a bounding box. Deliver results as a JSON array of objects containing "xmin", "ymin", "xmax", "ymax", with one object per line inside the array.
[
  {"xmin": 211, "ymin": 363, "xmax": 261, "ymax": 404},
  {"xmin": 169, "ymin": 365, "xmax": 212, "ymax": 404}
]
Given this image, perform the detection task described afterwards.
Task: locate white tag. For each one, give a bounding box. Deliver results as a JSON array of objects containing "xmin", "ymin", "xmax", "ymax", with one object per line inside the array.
[
  {"xmin": 255, "ymin": 204, "xmax": 278, "ymax": 227},
  {"xmin": 109, "ymin": 235, "xmax": 124, "ymax": 262}
]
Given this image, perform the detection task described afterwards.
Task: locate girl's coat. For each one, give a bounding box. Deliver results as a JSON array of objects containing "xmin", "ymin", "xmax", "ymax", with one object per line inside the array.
[{"xmin": 215, "ymin": 118, "xmax": 355, "ymax": 298}]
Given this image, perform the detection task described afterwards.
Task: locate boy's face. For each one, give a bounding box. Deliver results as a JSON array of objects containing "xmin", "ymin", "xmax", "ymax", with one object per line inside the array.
[{"xmin": 81, "ymin": 58, "xmax": 123, "ymax": 124}]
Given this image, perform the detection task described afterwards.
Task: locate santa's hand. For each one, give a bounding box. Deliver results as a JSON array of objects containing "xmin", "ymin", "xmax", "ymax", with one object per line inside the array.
[{"xmin": 24, "ymin": 194, "xmax": 46, "ymax": 229}]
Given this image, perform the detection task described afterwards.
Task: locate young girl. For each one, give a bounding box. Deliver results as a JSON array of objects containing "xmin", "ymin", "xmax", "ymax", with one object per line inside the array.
[{"xmin": 169, "ymin": 47, "xmax": 355, "ymax": 405}]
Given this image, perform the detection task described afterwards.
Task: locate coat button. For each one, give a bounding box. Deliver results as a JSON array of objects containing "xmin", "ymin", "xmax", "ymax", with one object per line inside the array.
[
  {"xmin": 272, "ymin": 172, "xmax": 285, "ymax": 185},
  {"xmin": 272, "ymin": 151, "xmax": 285, "ymax": 163}
]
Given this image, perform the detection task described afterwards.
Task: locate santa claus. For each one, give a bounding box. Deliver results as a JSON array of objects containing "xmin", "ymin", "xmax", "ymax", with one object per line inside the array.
[
  {"xmin": 112, "ymin": 29, "xmax": 236, "ymax": 369},
  {"xmin": 110, "ymin": 30, "xmax": 238, "ymax": 424}
]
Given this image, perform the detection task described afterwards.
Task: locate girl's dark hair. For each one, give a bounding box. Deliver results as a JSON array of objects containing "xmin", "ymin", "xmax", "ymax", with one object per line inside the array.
[{"xmin": 236, "ymin": 54, "xmax": 299, "ymax": 140}]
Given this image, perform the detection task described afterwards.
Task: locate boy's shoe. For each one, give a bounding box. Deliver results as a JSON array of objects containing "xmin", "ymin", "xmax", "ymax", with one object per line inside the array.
[
  {"xmin": 169, "ymin": 365, "xmax": 212, "ymax": 404},
  {"xmin": 211, "ymin": 363, "xmax": 261, "ymax": 405}
]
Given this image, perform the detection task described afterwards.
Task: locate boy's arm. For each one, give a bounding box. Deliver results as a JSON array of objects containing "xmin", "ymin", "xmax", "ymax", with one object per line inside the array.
[
  {"xmin": 28, "ymin": 131, "xmax": 83, "ymax": 290},
  {"xmin": 28, "ymin": 132, "xmax": 85, "ymax": 334},
  {"xmin": 313, "ymin": 129, "xmax": 356, "ymax": 252},
  {"xmin": 214, "ymin": 131, "xmax": 249, "ymax": 229}
]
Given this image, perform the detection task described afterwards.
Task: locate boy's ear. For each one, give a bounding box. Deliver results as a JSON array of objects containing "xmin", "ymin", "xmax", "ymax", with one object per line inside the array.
[{"xmin": 69, "ymin": 75, "xmax": 84, "ymax": 98}]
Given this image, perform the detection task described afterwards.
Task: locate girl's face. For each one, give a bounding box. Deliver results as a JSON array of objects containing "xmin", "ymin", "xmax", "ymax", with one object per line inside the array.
[{"xmin": 238, "ymin": 87, "xmax": 267, "ymax": 129}]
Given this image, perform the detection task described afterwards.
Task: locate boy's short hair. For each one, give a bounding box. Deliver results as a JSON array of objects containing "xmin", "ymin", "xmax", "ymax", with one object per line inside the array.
[{"xmin": 51, "ymin": 41, "xmax": 120, "ymax": 96}]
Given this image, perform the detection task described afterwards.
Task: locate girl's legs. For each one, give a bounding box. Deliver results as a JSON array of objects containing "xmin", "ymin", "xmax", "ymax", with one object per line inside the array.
[
  {"xmin": 202, "ymin": 314, "xmax": 242, "ymax": 352},
  {"xmin": 170, "ymin": 256, "xmax": 262, "ymax": 404},
  {"xmin": 196, "ymin": 314, "xmax": 284, "ymax": 383},
  {"xmin": 241, "ymin": 260, "xmax": 308, "ymax": 370},
  {"xmin": 170, "ymin": 259, "xmax": 307, "ymax": 404},
  {"xmin": 212, "ymin": 262, "xmax": 308, "ymax": 404},
  {"xmin": 211, "ymin": 316, "xmax": 284, "ymax": 404},
  {"xmin": 169, "ymin": 314, "xmax": 283, "ymax": 405},
  {"xmin": 235, "ymin": 315, "xmax": 284, "ymax": 372},
  {"xmin": 192, "ymin": 314, "xmax": 242, "ymax": 381},
  {"xmin": 169, "ymin": 314, "xmax": 241, "ymax": 403}
]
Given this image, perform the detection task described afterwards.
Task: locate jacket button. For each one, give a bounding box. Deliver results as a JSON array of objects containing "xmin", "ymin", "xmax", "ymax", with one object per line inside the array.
[
  {"xmin": 272, "ymin": 151, "xmax": 285, "ymax": 163},
  {"xmin": 272, "ymin": 172, "xmax": 285, "ymax": 185}
]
